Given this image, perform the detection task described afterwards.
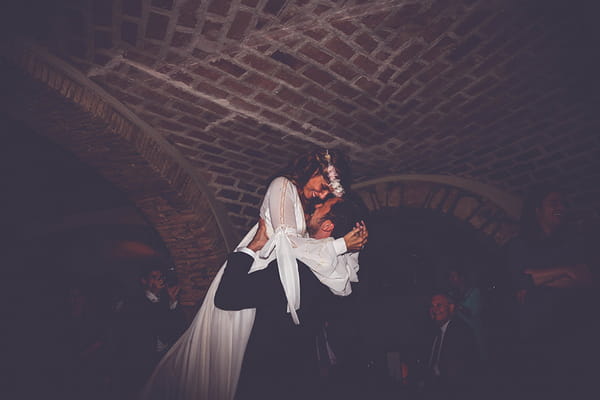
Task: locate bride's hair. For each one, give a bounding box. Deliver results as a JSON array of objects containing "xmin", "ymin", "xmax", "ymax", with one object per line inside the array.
[{"xmin": 281, "ymin": 148, "xmax": 351, "ymax": 193}]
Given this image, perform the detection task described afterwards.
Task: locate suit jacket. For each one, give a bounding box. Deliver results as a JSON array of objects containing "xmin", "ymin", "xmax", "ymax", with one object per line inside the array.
[
  {"xmin": 215, "ymin": 251, "xmax": 336, "ymax": 400},
  {"xmin": 116, "ymin": 290, "xmax": 186, "ymax": 389},
  {"xmin": 425, "ymin": 318, "xmax": 479, "ymax": 392}
]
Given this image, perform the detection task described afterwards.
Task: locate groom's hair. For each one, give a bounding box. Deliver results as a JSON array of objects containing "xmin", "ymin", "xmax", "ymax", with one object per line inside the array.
[{"xmin": 325, "ymin": 193, "xmax": 368, "ymax": 239}]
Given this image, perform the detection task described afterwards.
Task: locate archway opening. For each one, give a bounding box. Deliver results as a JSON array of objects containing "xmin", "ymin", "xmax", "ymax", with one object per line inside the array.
[{"xmin": 362, "ymin": 207, "xmax": 506, "ymax": 295}]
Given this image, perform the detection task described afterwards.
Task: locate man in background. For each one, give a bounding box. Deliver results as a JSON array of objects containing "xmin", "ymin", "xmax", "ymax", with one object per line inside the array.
[
  {"xmin": 422, "ymin": 292, "xmax": 479, "ymax": 399},
  {"xmin": 115, "ymin": 263, "xmax": 186, "ymax": 399}
]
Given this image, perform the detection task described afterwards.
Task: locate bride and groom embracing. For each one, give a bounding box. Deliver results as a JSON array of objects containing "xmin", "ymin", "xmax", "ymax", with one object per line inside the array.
[{"xmin": 142, "ymin": 149, "xmax": 368, "ymax": 400}]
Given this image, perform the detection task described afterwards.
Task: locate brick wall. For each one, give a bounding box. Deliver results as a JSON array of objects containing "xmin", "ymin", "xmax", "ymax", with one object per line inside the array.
[
  {"xmin": 14, "ymin": 0, "xmax": 593, "ymax": 233},
  {"xmin": 2, "ymin": 0, "xmax": 600, "ymax": 301},
  {"xmin": 1, "ymin": 49, "xmax": 232, "ymax": 305}
]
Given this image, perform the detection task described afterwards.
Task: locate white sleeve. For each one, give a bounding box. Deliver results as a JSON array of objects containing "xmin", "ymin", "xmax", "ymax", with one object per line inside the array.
[
  {"xmin": 259, "ymin": 177, "xmax": 348, "ymax": 258},
  {"xmin": 294, "ymin": 239, "xmax": 359, "ymax": 296},
  {"xmin": 265, "ymin": 176, "xmax": 302, "ymax": 235},
  {"xmin": 263, "ymin": 177, "xmax": 357, "ymax": 284},
  {"xmin": 260, "ymin": 176, "xmax": 347, "ymax": 254},
  {"xmin": 254, "ymin": 177, "xmax": 359, "ymax": 324}
]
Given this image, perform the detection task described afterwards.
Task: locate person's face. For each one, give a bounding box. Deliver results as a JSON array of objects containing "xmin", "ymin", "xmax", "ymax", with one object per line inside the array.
[
  {"xmin": 142, "ymin": 270, "xmax": 165, "ymax": 294},
  {"xmin": 302, "ymin": 173, "xmax": 331, "ymax": 202},
  {"xmin": 307, "ymin": 197, "xmax": 341, "ymax": 238},
  {"xmin": 429, "ymin": 294, "xmax": 454, "ymax": 326},
  {"xmin": 536, "ymin": 192, "xmax": 566, "ymax": 233},
  {"xmin": 448, "ymin": 270, "xmax": 464, "ymax": 288}
]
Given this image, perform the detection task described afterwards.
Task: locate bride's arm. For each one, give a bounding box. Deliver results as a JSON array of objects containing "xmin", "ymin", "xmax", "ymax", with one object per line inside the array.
[
  {"xmin": 263, "ymin": 177, "xmax": 361, "ymax": 294},
  {"xmin": 264, "ymin": 177, "xmax": 348, "ymax": 255},
  {"xmin": 264, "ymin": 176, "xmax": 305, "ymax": 234}
]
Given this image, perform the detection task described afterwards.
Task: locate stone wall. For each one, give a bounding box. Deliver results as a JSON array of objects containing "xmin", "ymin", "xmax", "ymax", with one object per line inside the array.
[{"xmin": 1, "ymin": 47, "xmax": 233, "ymax": 305}]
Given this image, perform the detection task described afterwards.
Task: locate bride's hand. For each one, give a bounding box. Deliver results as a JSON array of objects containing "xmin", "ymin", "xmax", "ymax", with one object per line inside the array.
[{"xmin": 344, "ymin": 220, "xmax": 368, "ymax": 252}]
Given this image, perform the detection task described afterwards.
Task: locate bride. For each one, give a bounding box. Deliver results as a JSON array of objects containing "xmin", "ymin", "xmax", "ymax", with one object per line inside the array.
[{"xmin": 141, "ymin": 149, "xmax": 367, "ymax": 400}]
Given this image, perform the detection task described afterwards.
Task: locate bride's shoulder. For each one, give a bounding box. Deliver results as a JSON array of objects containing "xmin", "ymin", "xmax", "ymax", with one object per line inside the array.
[{"xmin": 268, "ymin": 176, "xmax": 295, "ymax": 189}]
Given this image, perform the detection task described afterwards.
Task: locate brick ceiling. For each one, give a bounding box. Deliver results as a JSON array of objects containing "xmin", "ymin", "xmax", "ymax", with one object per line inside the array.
[{"xmin": 3, "ymin": 0, "xmax": 600, "ymax": 236}]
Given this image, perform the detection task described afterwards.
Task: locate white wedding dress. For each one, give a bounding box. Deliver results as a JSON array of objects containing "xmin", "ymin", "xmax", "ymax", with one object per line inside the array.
[{"xmin": 141, "ymin": 177, "xmax": 359, "ymax": 400}]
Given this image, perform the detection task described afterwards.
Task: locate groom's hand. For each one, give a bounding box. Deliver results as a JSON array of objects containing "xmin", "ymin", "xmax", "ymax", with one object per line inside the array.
[{"xmin": 248, "ymin": 218, "xmax": 269, "ymax": 252}]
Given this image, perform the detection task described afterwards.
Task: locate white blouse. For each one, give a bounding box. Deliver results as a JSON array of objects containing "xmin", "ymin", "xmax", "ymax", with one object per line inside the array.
[{"xmin": 250, "ymin": 176, "xmax": 358, "ymax": 323}]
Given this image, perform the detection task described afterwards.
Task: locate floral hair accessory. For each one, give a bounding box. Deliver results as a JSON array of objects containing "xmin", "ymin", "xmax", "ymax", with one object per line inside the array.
[{"xmin": 324, "ymin": 150, "xmax": 345, "ymax": 197}]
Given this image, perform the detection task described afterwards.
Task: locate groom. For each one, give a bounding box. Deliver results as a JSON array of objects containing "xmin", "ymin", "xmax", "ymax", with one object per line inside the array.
[{"xmin": 215, "ymin": 195, "xmax": 366, "ymax": 400}]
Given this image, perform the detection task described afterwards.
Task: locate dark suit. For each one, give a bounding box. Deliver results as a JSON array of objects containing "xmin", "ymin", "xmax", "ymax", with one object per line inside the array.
[
  {"xmin": 424, "ymin": 318, "xmax": 479, "ymax": 398},
  {"xmin": 215, "ymin": 251, "xmax": 335, "ymax": 400},
  {"xmin": 115, "ymin": 291, "xmax": 186, "ymax": 398}
]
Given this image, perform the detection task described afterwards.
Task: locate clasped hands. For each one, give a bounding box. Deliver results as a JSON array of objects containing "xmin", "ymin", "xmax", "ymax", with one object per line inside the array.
[{"xmin": 344, "ymin": 220, "xmax": 368, "ymax": 252}]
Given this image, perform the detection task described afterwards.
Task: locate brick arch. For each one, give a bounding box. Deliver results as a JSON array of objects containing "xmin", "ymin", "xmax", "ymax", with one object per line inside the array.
[
  {"xmin": 1, "ymin": 43, "xmax": 236, "ymax": 305},
  {"xmin": 353, "ymin": 175, "xmax": 521, "ymax": 246}
]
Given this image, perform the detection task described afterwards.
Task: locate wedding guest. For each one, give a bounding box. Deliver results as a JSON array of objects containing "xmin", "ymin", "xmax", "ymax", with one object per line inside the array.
[
  {"xmin": 507, "ymin": 186, "xmax": 595, "ymax": 394},
  {"xmin": 422, "ymin": 292, "xmax": 479, "ymax": 399},
  {"xmin": 115, "ymin": 264, "xmax": 185, "ymax": 399}
]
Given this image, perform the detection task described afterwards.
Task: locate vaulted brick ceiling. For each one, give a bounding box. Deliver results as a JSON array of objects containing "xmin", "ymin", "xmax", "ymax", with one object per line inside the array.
[{"xmin": 3, "ymin": 0, "xmax": 600, "ymax": 237}]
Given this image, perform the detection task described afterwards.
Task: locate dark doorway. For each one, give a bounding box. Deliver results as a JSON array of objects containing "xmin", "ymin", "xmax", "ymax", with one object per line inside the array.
[{"xmin": 361, "ymin": 206, "xmax": 507, "ymax": 294}]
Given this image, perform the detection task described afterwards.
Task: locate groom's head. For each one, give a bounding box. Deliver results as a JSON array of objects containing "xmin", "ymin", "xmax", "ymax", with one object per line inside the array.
[{"xmin": 307, "ymin": 195, "xmax": 365, "ymax": 240}]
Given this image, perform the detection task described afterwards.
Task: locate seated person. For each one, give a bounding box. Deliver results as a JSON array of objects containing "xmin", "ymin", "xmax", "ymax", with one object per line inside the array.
[
  {"xmin": 508, "ymin": 187, "xmax": 596, "ymax": 393},
  {"xmin": 215, "ymin": 195, "xmax": 366, "ymax": 400},
  {"xmin": 416, "ymin": 292, "xmax": 479, "ymax": 399}
]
